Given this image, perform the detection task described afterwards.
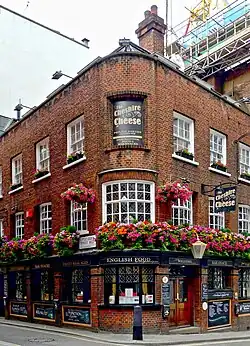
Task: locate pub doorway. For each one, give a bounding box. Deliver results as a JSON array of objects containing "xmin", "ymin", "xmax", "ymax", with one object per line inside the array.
[{"xmin": 169, "ymin": 266, "xmax": 196, "ymax": 327}]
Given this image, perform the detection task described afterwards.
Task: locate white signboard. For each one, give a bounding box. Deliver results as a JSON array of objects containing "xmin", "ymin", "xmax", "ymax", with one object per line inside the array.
[{"xmin": 79, "ymin": 235, "xmax": 96, "ymax": 250}]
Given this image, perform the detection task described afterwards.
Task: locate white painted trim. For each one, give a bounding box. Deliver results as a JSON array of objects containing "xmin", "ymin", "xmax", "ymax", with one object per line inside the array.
[
  {"xmin": 98, "ymin": 168, "xmax": 158, "ymax": 175},
  {"xmin": 173, "ymin": 111, "xmax": 195, "ymax": 155},
  {"xmin": 208, "ymin": 167, "xmax": 231, "ymax": 177},
  {"xmin": 67, "ymin": 115, "xmax": 84, "ymax": 155},
  {"xmin": 32, "ymin": 173, "xmax": 51, "ymax": 184},
  {"xmin": 172, "ymin": 153, "xmax": 199, "ymax": 166},
  {"xmin": 11, "ymin": 154, "xmax": 22, "ymax": 185},
  {"xmin": 40, "ymin": 202, "xmax": 52, "ymax": 234},
  {"xmin": 8, "ymin": 186, "xmax": 23, "ymax": 194},
  {"xmin": 102, "ymin": 180, "xmax": 155, "ymax": 224},
  {"xmin": 63, "ymin": 156, "xmax": 86, "ymax": 170},
  {"xmin": 238, "ymin": 177, "xmax": 250, "ymax": 184}
]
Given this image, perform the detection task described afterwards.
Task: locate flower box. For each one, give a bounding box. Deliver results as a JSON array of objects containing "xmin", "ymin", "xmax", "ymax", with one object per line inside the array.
[
  {"xmin": 175, "ymin": 150, "xmax": 194, "ymax": 161},
  {"xmin": 67, "ymin": 152, "xmax": 84, "ymax": 164},
  {"xmin": 211, "ymin": 163, "xmax": 227, "ymax": 172},
  {"xmin": 240, "ymin": 173, "xmax": 250, "ymax": 181},
  {"xmin": 10, "ymin": 183, "xmax": 22, "ymax": 191},
  {"xmin": 34, "ymin": 170, "xmax": 49, "ymax": 179}
]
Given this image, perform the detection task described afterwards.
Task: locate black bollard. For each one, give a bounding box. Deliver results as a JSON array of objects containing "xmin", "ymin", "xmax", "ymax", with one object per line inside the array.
[{"xmin": 133, "ymin": 305, "xmax": 143, "ymax": 340}]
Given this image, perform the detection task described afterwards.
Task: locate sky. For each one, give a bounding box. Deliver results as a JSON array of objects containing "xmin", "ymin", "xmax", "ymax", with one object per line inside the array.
[{"xmin": 0, "ymin": 0, "xmax": 199, "ymax": 118}]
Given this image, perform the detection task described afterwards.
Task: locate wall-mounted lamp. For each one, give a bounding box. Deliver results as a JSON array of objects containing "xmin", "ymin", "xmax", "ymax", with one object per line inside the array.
[{"xmin": 51, "ymin": 71, "xmax": 73, "ymax": 80}]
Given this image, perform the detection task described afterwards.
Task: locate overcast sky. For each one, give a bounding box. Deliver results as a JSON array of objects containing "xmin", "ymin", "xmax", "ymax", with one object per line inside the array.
[{"xmin": 0, "ymin": 0, "xmax": 196, "ymax": 118}]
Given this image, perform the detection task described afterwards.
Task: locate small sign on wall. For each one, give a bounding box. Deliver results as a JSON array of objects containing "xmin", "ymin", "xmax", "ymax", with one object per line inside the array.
[
  {"xmin": 214, "ymin": 186, "xmax": 236, "ymax": 213},
  {"xmin": 79, "ymin": 235, "xmax": 96, "ymax": 250}
]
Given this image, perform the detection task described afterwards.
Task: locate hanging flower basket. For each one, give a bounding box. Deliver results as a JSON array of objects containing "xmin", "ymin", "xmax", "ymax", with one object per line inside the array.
[
  {"xmin": 156, "ymin": 180, "xmax": 192, "ymax": 204},
  {"xmin": 61, "ymin": 183, "xmax": 96, "ymax": 204}
]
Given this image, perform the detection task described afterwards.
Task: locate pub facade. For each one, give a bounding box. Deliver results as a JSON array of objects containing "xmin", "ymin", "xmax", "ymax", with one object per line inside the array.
[{"xmin": 1, "ymin": 5, "xmax": 250, "ymax": 334}]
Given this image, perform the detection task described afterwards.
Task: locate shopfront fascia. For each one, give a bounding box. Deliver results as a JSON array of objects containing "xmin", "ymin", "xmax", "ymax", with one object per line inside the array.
[{"xmin": 0, "ymin": 251, "xmax": 250, "ymax": 333}]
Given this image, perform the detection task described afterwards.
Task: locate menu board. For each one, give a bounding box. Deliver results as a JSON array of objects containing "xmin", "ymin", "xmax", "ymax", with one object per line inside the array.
[
  {"xmin": 208, "ymin": 300, "xmax": 230, "ymax": 328},
  {"xmin": 201, "ymin": 283, "xmax": 208, "ymax": 302},
  {"xmin": 10, "ymin": 302, "xmax": 27, "ymax": 317},
  {"xmin": 237, "ymin": 301, "xmax": 250, "ymax": 315},
  {"xmin": 162, "ymin": 283, "xmax": 171, "ymax": 306},
  {"xmin": 63, "ymin": 306, "xmax": 91, "ymax": 325},
  {"xmin": 33, "ymin": 304, "xmax": 55, "ymax": 321}
]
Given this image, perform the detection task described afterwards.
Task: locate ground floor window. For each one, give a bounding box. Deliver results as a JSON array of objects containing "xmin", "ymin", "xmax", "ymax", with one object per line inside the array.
[
  {"xmin": 62, "ymin": 268, "xmax": 90, "ymax": 304},
  {"xmin": 208, "ymin": 267, "xmax": 231, "ymax": 289},
  {"xmin": 102, "ymin": 180, "xmax": 155, "ymax": 223},
  {"xmin": 31, "ymin": 269, "xmax": 54, "ymax": 301},
  {"xmin": 239, "ymin": 269, "xmax": 250, "ymax": 299},
  {"xmin": 9, "ymin": 271, "xmax": 27, "ymax": 300},
  {"xmin": 104, "ymin": 266, "xmax": 155, "ymax": 305},
  {"xmin": 172, "ymin": 198, "xmax": 192, "ymax": 226}
]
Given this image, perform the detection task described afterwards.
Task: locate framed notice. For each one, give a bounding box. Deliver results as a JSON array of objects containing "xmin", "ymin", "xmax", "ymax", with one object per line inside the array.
[
  {"xmin": 208, "ymin": 300, "xmax": 231, "ymax": 328},
  {"xmin": 33, "ymin": 303, "xmax": 55, "ymax": 321},
  {"xmin": 112, "ymin": 100, "xmax": 144, "ymax": 147},
  {"xmin": 10, "ymin": 301, "xmax": 28, "ymax": 318},
  {"xmin": 62, "ymin": 305, "xmax": 91, "ymax": 326}
]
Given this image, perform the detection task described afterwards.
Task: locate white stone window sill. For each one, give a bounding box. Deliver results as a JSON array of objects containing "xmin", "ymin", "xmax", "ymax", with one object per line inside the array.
[
  {"xmin": 0, "ymin": 195, "xmax": 3, "ymax": 199},
  {"xmin": 32, "ymin": 173, "xmax": 51, "ymax": 184},
  {"xmin": 63, "ymin": 156, "xmax": 86, "ymax": 170},
  {"xmin": 209, "ymin": 167, "xmax": 231, "ymax": 177},
  {"xmin": 8, "ymin": 186, "xmax": 23, "ymax": 194},
  {"xmin": 238, "ymin": 177, "xmax": 250, "ymax": 184},
  {"xmin": 172, "ymin": 153, "xmax": 199, "ymax": 166}
]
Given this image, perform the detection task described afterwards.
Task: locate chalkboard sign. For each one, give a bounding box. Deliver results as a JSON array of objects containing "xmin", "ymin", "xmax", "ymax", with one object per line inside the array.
[
  {"xmin": 63, "ymin": 306, "xmax": 91, "ymax": 325},
  {"xmin": 162, "ymin": 283, "xmax": 171, "ymax": 306},
  {"xmin": 201, "ymin": 283, "xmax": 208, "ymax": 302},
  {"xmin": 33, "ymin": 304, "xmax": 55, "ymax": 321},
  {"xmin": 10, "ymin": 302, "xmax": 27, "ymax": 317},
  {"xmin": 238, "ymin": 301, "xmax": 250, "ymax": 315},
  {"xmin": 208, "ymin": 300, "xmax": 230, "ymax": 328}
]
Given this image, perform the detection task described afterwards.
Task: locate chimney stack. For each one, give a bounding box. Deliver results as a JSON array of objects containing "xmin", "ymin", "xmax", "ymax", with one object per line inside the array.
[{"xmin": 135, "ymin": 5, "xmax": 166, "ymax": 56}]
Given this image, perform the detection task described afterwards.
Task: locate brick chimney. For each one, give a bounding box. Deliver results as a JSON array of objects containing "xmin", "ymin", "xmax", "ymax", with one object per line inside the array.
[{"xmin": 135, "ymin": 5, "xmax": 166, "ymax": 56}]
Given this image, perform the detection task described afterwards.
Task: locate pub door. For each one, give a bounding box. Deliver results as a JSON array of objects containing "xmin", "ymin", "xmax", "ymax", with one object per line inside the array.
[{"xmin": 169, "ymin": 277, "xmax": 193, "ymax": 327}]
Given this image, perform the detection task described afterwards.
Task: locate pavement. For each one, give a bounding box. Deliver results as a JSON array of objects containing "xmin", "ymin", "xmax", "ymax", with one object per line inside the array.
[{"xmin": 1, "ymin": 318, "xmax": 250, "ymax": 345}]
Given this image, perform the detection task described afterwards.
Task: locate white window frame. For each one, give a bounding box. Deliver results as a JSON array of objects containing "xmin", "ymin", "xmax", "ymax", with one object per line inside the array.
[
  {"xmin": 172, "ymin": 198, "xmax": 193, "ymax": 226},
  {"xmin": 12, "ymin": 154, "xmax": 23, "ymax": 186},
  {"xmin": 173, "ymin": 112, "xmax": 194, "ymax": 154},
  {"xmin": 15, "ymin": 212, "xmax": 24, "ymax": 239},
  {"xmin": 102, "ymin": 180, "xmax": 155, "ymax": 224},
  {"xmin": 71, "ymin": 201, "xmax": 88, "ymax": 235},
  {"xmin": 209, "ymin": 197, "xmax": 225, "ymax": 230},
  {"xmin": 0, "ymin": 220, "xmax": 3, "ymax": 237},
  {"xmin": 40, "ymin": 202, "xmax": 52, "ymax": 234},
  {"xmin": 67, "ymin": 116, "xmax": 84, "ymax": 156},
  {"xmin": 210, "ymin": 129, "xmax": 227, "ymax": 165},
  {"xmin": 239, "ymin": 143, "xmax": 250, "ymax": 175},
  {"xmin": 36, "ymin": 137, "xmax": 50, "ymax": 172},
  {"xmin": 238, "ymin": 204, "xmax": 250, "ymax": 234},
  {"xmin": 0, "ymin": 167, "xmax": 2, "ymax": 197}
]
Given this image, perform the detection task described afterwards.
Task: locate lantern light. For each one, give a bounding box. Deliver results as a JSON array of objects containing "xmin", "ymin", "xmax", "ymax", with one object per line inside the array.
[{"xmin": 191, "ymin": 235, "xmax": 207, "ymax": 259}]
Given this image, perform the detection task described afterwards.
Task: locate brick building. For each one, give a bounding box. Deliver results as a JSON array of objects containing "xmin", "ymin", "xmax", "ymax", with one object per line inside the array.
[{"xmin": 1, "ymin": 5, "xmax": 250, "ymax": 334}]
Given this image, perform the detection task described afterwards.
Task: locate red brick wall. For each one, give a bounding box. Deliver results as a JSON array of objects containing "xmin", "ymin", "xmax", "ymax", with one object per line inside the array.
[{"xmin": 0, "ymin": 53, "xmax": 250, "ymax": 238}]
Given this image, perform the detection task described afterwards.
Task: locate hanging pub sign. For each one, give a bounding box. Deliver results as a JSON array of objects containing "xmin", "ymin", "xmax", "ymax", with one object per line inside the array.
[
  {"xmin": 214, "ymin": 186, "xmax": 236, "ymax": 213},
  {"xmin": 112, "ymin": 99, "xmax": 144, "ymax": 147}
]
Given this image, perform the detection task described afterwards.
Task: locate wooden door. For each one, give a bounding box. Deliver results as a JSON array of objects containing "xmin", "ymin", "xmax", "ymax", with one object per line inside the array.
[{"xmin": 169, "ymin": 277, "xmax": 193, "ymax": 327}]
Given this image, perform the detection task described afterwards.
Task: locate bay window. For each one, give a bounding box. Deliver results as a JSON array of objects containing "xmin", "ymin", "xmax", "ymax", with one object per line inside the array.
[
  {"xmin": 104, "ymin": 266, "xmax": 155, "ymax": 305},
  {"xmin": 102, "ymin": 181, "xmax": 155, "ymax": 223},
  {"xmin": 239, "ymin": 269, "xmax": 250, "ymax": 299}
]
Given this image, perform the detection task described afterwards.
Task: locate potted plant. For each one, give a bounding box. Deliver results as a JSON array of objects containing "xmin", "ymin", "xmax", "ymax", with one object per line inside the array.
[
  {"xmin": 211, "ymin": 161, "xmax": 227, "ymax": 172},
  {"xmin": 156, "ymin": 180, "xmax": 192, "ymax": 204},
  {"xmin": 175, "ymin": 148, "xmax": 194, "ymax": 161},
  {"xmin": 34, "ymin": 169, "xmax": 49, "ymax": 179},
  {"xmin": 53, "ymin": 226, "xmax": 79, "ymax": 256},
  {"xmin": 67, "ymin": 151, "xmax": 84, "ymax": 164},
  {"xmin": 61, "ymin": 183, "xmax": 96, "ymax": 204},
  {"xmin": 240, "ymin": 171, "xmax": 250, "ymax": 181},
  {"xmin": 23, "ymin": 233, "xmax": 54, "ymax": 259}
]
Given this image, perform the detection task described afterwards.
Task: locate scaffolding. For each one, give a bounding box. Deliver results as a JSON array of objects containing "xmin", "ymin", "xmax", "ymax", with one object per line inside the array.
[{"xmin": 168, "ymin": 0, "xmax": 250, "ymax": 79}]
